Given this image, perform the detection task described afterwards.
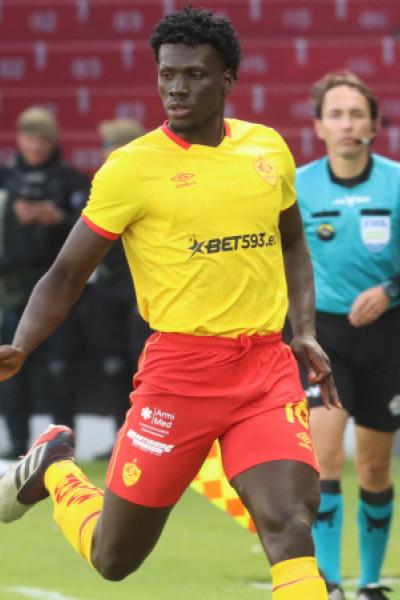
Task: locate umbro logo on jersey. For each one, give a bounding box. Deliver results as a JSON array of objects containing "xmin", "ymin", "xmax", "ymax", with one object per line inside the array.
[{"xmin": 170, "ymin": 172, "xmax": 196, "ymax": 188}]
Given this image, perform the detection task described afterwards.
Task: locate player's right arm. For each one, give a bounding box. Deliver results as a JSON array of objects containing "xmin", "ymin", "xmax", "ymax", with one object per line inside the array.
[{"xmin": 0, "ymin": 219, "xmax": 114, "ymax": 381}]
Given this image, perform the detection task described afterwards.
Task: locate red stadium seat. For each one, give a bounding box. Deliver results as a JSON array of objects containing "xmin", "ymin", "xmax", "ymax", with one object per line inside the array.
[
  {"xmin": 0, "ymin": 37, "xmax": 398, "ymax": 89},
  {"xmin": 0, "ymin": 1, "xmax": 399, "ymax": 167},
  {"xmin": 0, "ymin": 0, "xmax": 399, "ymax": 40},
  {"xmin": 240, "ymin": 38, "xmax": 399, "ymax": 85},
  {"xmin": 0, "ymin": 87, "xmax": 163, "ymax": 132},
  {"xmin": 0, "ymin": 41, "xmax": 155, "ymax": 87}
]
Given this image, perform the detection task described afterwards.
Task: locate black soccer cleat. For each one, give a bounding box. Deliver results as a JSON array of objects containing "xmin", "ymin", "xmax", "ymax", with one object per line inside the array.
[
  {"xmin": 357, "ymin": 584, "xmax": 392, "ymax": 599},
  {"xmin": 0, "ymin": 424, "xmax": 75, "ymax": 523}
]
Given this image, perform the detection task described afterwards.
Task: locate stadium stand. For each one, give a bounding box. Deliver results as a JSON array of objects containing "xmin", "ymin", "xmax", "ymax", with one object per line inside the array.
[{"xmin": 0, "ymin": 0, "xmax": 400, "ymax": 170}]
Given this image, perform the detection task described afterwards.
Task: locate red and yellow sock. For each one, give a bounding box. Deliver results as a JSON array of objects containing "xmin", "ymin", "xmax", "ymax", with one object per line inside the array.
[
  {"xmin": 44, "ymin": 460, "xmax": 104, "ymax": 565},
  {"xmin": 271, "ymin": 557, "xmax": 327, "ymax": 599}
]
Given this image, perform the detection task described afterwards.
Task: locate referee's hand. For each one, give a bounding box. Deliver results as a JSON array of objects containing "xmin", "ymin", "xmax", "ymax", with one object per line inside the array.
[
  {"xmin": 0, "ymin": 345, "xmax": 26, "ymax": 382},
  {"xmin": 290, "ymin": 335, "xmax": 341, "ymax": 410}
]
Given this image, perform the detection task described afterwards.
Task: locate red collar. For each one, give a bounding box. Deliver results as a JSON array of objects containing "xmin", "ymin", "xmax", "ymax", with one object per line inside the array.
[{"xmin": 161, "ymin": 120, "xmax": 231, "ymax": 149}]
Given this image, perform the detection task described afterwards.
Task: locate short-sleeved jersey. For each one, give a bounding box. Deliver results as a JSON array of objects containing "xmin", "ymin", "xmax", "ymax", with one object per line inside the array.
[
  {"xmin": 82, "ymin": 118, "xmax": 296, "ymax": 337},
  {"xmin": 296, "ymin": 154, "xmax": 400, "ymax": 314}
]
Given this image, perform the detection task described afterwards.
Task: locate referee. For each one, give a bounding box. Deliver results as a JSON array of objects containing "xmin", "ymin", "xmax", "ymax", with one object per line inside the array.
[{"xmin": 296, "ymin": 71, "xmax": 400, "ymax": 600}]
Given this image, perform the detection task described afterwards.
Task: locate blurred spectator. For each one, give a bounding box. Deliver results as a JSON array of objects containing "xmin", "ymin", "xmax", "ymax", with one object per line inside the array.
[
  {"xmin": 0, "ymin": 107, "xmax": 89, "ymax": 458},
  {"xmin": 92, "ymin": 118, "xmax": 151, "ymax": 459}
]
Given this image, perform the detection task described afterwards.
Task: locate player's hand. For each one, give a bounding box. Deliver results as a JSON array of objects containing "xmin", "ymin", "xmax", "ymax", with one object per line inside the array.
[
  {"xmin": 348, "ymin": 286, "xmax": 389, "ymax": 327},
  {"xmin": 0, "ymin": 345, "xmax": 27, "ymax": 381},
  {"xmin": 290, "ymin": 335, "xmax": 341, "ymax": 410}
]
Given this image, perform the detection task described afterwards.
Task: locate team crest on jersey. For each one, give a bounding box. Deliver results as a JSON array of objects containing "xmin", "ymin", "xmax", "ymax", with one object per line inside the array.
[
  {"xmin": 122, "ymin": 460, "xmax": 142, "ymax": 487},
  {"xmin": 253, "ymin": 156, "xmax": 279, "ymax": 186},
  {"xmin": 361, "ymin": 216, "xmax": 390, "ymax": 252}
]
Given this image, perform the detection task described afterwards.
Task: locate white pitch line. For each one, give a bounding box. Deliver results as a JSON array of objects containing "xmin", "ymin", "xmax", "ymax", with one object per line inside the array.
[
  {"xmin": 250, "ymin": 576, "xmax": 400, "ymax": 591},
  {"xmin": 3, "ymin": 587, "xmax": 85, "ymax": 600}
]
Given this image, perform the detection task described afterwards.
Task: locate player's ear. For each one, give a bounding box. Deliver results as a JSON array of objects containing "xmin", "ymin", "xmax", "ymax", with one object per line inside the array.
[{"xmin": 222, "ymin": 69, "xmax": 234, "ymax": 96}]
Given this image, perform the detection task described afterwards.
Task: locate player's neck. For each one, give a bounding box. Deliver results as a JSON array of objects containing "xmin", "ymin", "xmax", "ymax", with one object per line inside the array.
[
  {"xmin": 168, "ymin": 113, "xmax": 226, "ymax": 147},
  {"xmin": 328, "ymin": 151, "xmax": 370, "ymax": 180}
]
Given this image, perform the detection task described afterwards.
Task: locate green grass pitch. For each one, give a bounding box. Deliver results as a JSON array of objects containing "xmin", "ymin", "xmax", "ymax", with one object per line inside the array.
[{"xmin": 0, "ymin": 459, "xmax": 399, "ymax": 599}]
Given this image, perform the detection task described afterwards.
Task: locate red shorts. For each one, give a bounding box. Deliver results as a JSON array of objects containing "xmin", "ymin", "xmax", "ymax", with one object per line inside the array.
[{"xmin": 106, "ymin": 332, "xmax": 319, "ymax": 507}]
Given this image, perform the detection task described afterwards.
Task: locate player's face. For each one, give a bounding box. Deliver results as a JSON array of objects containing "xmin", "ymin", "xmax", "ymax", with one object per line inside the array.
[
  {"xmin": 314, "ymin": 85, "xmax": 378, "ymax": 160},
  {"xmin": 157, "ymin": 43, "xmax": 233, "ymax": 137},
  {"xmin": 17, "ymin": 132, "xmax": 55, "ymax": 167}
]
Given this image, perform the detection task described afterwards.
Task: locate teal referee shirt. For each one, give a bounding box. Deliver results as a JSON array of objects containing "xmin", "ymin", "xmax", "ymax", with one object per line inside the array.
[{"xmin": 296, "ymin": 154, "xmax": 400, "ymax": 314}]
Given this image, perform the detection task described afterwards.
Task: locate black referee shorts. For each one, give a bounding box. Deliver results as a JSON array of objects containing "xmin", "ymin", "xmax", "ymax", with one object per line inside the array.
[{"xmin": 306, "ymin": 307, "xmax": 400, "ymax": 432}]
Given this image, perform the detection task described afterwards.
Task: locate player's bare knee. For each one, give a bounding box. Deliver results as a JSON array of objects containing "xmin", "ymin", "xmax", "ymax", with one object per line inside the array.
[
  {"xmin": 282, "ymin": 511, "xmax": 314, "ymax": 546},
  {"xmin": 91, "ymin": 547, "xmax": 144, "ymax": 581},
  {"xmin": 256, "ymin": 491, "xmax": 318, "ymax": 539}
]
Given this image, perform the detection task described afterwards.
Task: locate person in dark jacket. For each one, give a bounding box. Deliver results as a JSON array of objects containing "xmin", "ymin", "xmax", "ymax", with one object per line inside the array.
[{"xmin": 0, "ymin": 107, "xmax": 89, "ymax": 458}]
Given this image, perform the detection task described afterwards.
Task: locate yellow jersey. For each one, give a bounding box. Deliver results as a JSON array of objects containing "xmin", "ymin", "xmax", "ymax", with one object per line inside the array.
[{"xmin": 82, "ymin": 118, "xmax": 296, "ymax": 337}]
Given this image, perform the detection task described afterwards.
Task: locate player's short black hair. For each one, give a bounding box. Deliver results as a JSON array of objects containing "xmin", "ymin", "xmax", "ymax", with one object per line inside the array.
[{"xmin": 150, "ymin": 5, "xmax": 242, "ymax": 80}]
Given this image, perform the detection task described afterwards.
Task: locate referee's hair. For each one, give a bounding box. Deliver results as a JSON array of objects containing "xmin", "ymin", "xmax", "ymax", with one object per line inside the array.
[
  {"xmin": 149, "ymin": 5, "xmax": 242, "ymax": 80},
  {"xmin": 312, "ymin": 70, "xmax": 379, "ymax": 121}
]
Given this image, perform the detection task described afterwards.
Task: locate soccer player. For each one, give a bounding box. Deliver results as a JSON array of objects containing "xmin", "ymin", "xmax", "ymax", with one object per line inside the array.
[
  {"xmin": 0, "ymin": 8, "xmax": 338, "ymax": 598},
  {"xmin": 296, "ymin": 71, "xmax": 400, "ymax": 600}
]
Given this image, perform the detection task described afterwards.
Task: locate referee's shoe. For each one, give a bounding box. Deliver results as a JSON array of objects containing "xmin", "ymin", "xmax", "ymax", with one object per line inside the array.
[
  {"xmin": 0, "ymin": 424, "xmax": 75, "ymax": 523},
  {"xmin": 358, "ymin": 584, "xmax": 392, "ymax": 599},
  {"xmin": 326, "ymin": 581, "xmax": 345, "ymax": 600}
]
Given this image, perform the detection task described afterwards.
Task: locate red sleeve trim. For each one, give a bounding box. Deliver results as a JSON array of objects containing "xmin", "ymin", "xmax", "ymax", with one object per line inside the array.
[{"xmin": 81, "ymin": 214, "xmax": 120, "ymax": 240}]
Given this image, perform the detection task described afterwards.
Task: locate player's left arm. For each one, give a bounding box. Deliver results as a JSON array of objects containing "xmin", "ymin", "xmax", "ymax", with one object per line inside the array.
[{"xmin": 279, "ymin": 202, "xmax": 341, "ymax": 409}]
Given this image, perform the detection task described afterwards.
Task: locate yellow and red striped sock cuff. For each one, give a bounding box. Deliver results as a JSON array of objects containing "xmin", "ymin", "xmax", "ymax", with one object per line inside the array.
[{"xmin": 271, "ymin": 556, "xmax": 321, "ymax": 591}]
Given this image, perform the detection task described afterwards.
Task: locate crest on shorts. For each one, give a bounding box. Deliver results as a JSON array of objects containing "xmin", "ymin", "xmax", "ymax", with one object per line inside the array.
[
  {"xmin": 122, "ymin": 459, "xmax": 142, "ymax": 487},
  {"xmin": 253, "ymin": 156, "xmax": 279, "ymax": 186}
]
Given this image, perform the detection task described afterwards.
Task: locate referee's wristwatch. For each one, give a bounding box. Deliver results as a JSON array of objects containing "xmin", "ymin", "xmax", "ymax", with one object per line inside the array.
[{"xmin": 381, "ymin": 279, "xmax": 400, "ymax": 300}]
